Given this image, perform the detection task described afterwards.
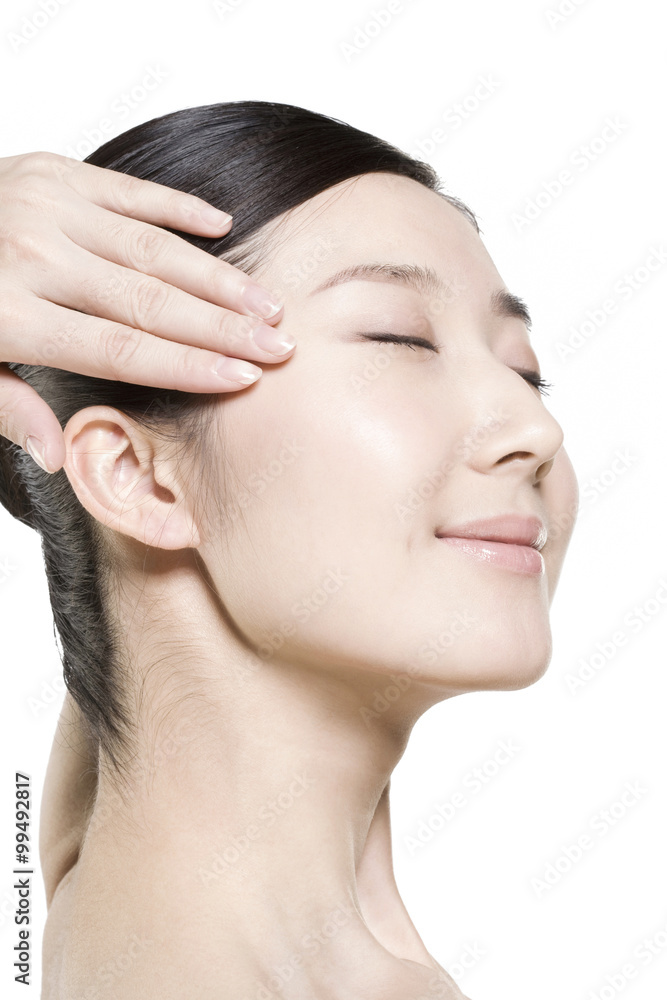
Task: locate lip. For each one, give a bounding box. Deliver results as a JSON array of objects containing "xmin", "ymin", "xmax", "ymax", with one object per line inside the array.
[{"xmin": 435, "ymin": 515, "xmax": 547, "ymax": 576}]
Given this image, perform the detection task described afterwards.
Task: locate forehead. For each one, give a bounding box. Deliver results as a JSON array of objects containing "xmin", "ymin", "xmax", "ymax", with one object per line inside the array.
[{"xmin": 253, "ymin": 172, "xmax": 501, "ymax": 298}]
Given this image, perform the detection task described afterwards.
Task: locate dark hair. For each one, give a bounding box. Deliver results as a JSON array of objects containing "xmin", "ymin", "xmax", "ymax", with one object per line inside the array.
[{"xmin": 0, "ymin": 101, "xmax": 478, "ymax": 774}]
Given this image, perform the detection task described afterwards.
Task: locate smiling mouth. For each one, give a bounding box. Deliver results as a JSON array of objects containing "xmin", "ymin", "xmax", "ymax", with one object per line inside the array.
[
  {"xmin": 434, "ymin": 515, "xmax": 547, "ymax": 575},
  {"xmin": 437, "ymin": 535, "xmax": 545, "ymax": 575}
]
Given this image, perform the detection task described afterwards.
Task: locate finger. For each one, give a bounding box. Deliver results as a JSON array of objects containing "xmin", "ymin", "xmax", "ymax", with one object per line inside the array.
[
  {"xmin": 63, "ymin": 201, "xmax": 285, "ymax": 323},
  {"xmin": 3, "ymin": 297, "xmax": 266, "ymax": 395},
  {"xmin": 26, "ymin": 151, "xmax": 236, "ymax": 238},
  {"xmin": 34, "ymin": 236, "xmax": 293, "ymax": 361},
  {"xmin": 0, "ymin": 362, "xmax": 65, "ymax": 473}
]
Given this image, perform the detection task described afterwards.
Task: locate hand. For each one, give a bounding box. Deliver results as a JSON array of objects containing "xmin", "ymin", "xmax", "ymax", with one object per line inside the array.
[{"xmin": 0, "ymin": 151, "xmax": 294, "ymax": 474}]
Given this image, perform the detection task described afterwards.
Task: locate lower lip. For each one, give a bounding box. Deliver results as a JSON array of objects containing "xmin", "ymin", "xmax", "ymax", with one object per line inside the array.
[{"xmin": 438, "ymin": 537, "xmax": 545, "ymax": 575}]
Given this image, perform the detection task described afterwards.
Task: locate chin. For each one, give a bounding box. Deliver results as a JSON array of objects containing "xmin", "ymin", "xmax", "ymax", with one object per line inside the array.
[
  {"xmin": 481, "ymin": 654, "xmax": 552, "ymax": 692},
  {"xmin": 416, "ymin": 629, "xmax": 554, "ymax": 694}
]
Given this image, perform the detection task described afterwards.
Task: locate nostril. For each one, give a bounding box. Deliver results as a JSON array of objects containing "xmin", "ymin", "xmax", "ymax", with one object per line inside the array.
[
  {"xmin": 534, "ymin": 457, "xmax": 555, "ymax": 482},
  {"xmin": 497, "ymin": 451, "xmax": 532, "ymax": 465}
]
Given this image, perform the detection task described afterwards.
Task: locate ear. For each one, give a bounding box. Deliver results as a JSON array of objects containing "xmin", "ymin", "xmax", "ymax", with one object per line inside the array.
[{"xmin": 63, "ymin": 406, "xmax": 201, "ymax": 550}]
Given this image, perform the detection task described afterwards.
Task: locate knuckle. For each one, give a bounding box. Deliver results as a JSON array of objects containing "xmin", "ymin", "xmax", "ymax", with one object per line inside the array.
[
  {"xmin": 179, "ymin": 344, "xmax": 212, "ymax": 377},
  {"xmin": 111, "ymin": 169, "xmax": 145, "ymax": 216},
  {"xmin": 0, "ymin": 291, "xmax": 27, "ymax": 333},
  {"xmin": 127, "ymin": 225, "xmax": 169, "ymax": 268},
  {"xmin": 129, "ymin": 276, "xmax": 170, "ymax": 326},
  {"xmin": 34, "ymin": 321, "xmax": 81, "ymax": 366},
  {"xmin": 180, "ymin": 347, "xmax": 208, "ymax": 375},
  {"xmin": 78, "ymin": 271, "xmax": 126, "ymax": 308},
  {"xmin": 213, "ymin": 310, "xmax": 254, "ymax": 351},
  {"xmin": 204, "ymin": 259, "xmax": 239, "ymax": 299},
  {"xmin": 164, "ymin": 188, "xmax": 191, "ymax": 218},
  {"xmin": 102, "ymin": 325, "xmax": 142, "ymax": 379},
  {"xmin": 0, "ymin": 380, "xmax": 20, "ymax": 431},
  {"xmin": 0, "ymin": 224, "xmax": 48, "ymax": 267},
  {"xmin": 3, "ymin": 174, "xmax": 55, "ymax": 216},
  {"xmin": 13, "ymin": 150, "xmax": 58, "ymax": 177}
]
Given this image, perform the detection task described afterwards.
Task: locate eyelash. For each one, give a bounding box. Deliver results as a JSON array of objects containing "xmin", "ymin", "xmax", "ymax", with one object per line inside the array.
[
  {"xmin": 516, "ymin": 370, "xmax": 553, "ymax": 396},
  {"xmin": 365, "ymin": 333, "xmax": 554, "ymax": 397}
]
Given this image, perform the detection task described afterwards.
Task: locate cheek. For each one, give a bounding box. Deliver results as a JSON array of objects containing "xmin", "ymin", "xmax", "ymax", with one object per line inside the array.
[{"xmin": 203, "ymin": 367, "xmax": 437, "ymax": 644}]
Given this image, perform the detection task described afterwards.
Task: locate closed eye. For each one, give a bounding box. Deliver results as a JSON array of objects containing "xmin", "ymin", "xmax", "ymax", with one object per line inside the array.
[
  {"xmin": 514, "ymin": 369, "xmax": 553, "ymax": 397},
  {"xmin": 364, "ymin": 333, "xmax": 553, "ymax": 396},
  {"xmin": 364, "ymin": 334, "xmax": 553, "ymax": 396},
  {"xmin": 363, "ymin": 333, "xmax": 440, "ymax": 352}
]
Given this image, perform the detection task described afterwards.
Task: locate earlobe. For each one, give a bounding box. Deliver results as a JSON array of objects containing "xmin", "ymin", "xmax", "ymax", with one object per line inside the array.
[{"xmin": 62, "ymin": 407, "xmax": 201, "ymax": 550}]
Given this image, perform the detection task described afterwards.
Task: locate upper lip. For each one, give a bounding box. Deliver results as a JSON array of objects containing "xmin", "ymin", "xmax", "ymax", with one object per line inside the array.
[{"xmin": 435, "ymin": 515, "xmax": 547, "ymax": 551}]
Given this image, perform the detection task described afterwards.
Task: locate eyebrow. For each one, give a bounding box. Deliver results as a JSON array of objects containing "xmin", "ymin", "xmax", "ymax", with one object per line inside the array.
[{"xmin": 308, "ymin": 262, "xmax": 532, "ymax": 332}]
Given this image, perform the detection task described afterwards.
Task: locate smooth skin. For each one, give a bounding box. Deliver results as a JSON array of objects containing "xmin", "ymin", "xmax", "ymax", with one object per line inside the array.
[
  {"xmin": 37, "ymin": 171, "xmax": 578, "ymax": 1000},
  {"xmin": 0, "ymin": 151, "xmax": 295, "ymax": 474},
  {"xmin": 0, "ymin": 151, "xmax": 445, "ymax": 995}
]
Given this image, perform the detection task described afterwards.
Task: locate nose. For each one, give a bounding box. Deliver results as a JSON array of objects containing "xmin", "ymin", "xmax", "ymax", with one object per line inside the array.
[{"xmin": 464, "ymin": 366, "xmax": 565, "ymax": 485}]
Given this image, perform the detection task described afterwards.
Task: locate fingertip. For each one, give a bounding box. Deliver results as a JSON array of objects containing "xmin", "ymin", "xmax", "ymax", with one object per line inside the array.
[
  {"xmin": 24, "ymin": 433, "xmax": 65, "ymax": 475},
  {"xmin": 241, "ymin": 284, "xmax": 285, "ymax": 322},
  {"xmin": 178, "ymin": 202, "xmax": 233, "ymax": 235},
  {"xmin": 199, "ymin": 206, "xmax": 234, "ymax": 229}
]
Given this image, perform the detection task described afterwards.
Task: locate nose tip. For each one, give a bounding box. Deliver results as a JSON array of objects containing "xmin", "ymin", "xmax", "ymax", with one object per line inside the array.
[{"xmin": 472, "ymin": 404, "xmax": 564, "ymax": 484}]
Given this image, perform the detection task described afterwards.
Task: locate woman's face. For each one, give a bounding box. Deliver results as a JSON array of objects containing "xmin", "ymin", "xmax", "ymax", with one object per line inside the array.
[{"xmin": 198, "ymin": 173, "xmax": 578, "ymax": 694}]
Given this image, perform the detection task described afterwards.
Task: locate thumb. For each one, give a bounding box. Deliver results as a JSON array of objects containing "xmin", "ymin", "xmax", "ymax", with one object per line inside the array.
[{"xmin": 0, "ymin": 363, "xmax": 65, "ymax": 473}]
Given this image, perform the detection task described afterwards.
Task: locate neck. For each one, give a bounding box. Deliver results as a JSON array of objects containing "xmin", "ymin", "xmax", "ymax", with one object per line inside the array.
[{"xmin": 62, "ymin": 554, "xmax": 452, "ymax": 997}]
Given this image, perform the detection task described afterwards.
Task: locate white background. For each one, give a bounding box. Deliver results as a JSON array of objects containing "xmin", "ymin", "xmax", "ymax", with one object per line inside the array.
[{"xmin": 1, "ymin": 1, "xmax": 666, "ymax": 998}]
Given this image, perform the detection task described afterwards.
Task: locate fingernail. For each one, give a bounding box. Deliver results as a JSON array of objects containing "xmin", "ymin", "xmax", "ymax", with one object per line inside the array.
[
  {"xmin": 242, "ymin": 284, "xmax": 284, "ymax": 320},
  {"xmin": 200, "ymin": 206, "xmax": 233, "ymax": 227},
  {"xmin": 215, "ymin": 358, "xmax": 262, "ymax": 384},
  {"xmin": 25, "ymin": 436, "xmax": 50, "ymax": 472},
  {"xmin": 251, "ymin": 324, "xmax": 296, "ymax": 356}
]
